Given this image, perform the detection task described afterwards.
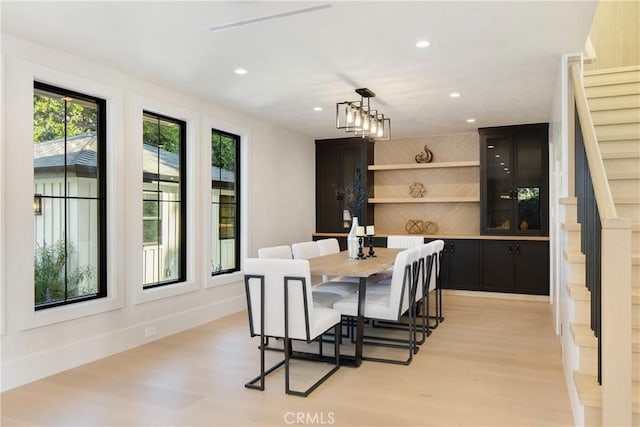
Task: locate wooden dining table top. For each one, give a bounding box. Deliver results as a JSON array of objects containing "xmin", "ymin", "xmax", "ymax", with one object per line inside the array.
[{"xmin": 308, "ymin": 247, "xmax": 402, "ymax": 278}]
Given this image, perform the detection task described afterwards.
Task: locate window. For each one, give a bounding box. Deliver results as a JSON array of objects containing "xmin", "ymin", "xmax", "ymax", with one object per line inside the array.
[
  {"xmin": 142, "ymin": 111, "xmax": 186, "ymax": 288},
  {"xmin": 33, "ymin": 82, "xmax": 106, "ymax": 309},
  {"xmin": 142, "ymin": 190, "xmax": 162, "ymax": 245},
  {"xmin": 211, "ymin": 129, "xmax": 240, "ymax": 275}
]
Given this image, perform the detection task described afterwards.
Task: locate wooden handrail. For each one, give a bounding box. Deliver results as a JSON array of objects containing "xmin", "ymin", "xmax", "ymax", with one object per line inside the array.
[{"xmin": 569, "ymin": 63, "xmax": 618, "ymax": 220}]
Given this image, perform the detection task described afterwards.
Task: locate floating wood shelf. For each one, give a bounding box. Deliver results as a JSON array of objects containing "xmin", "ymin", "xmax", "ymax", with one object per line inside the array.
[
  {"xmin": 368, "ymin": 196, "xmax": 480, "ymax": 204},
  {"xmin": 368, "ymin": 160, "xmax": 480, "ymax": 171}
]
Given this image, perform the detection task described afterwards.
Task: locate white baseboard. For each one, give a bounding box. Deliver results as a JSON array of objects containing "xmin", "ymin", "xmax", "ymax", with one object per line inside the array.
[
  {"xmin": 0, "ymin": 295, "xmax": 245, "ymax": 392},
  {"xmin": 443, "ymin": 289, "xmax": 550, "ymax": 302}
]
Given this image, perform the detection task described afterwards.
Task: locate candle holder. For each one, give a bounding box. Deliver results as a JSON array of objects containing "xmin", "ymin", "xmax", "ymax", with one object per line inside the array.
[
  {"xmin": 368, "ymin": 235, "xmax": 376, "ymax": 257},
  {"xmin": 357, "ymin": 237, "xmax": 365, "ymax": 259},
  {"xmin": 366, "ymin": 225, "xmax": 376, "ymax": 257}
]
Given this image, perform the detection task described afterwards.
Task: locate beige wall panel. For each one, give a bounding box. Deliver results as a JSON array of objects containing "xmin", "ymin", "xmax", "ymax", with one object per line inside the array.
[
  {"xmin": 375, "ymin": 133, "xmax": 479, "ymax": 164},
  {"xmin": 374, "ymin": 168, "xmax": 479, "ymax": 198},
  {"xmin": 374, "ymin": 203, "xmax": 480, "ymax": 235},
  {"xmin": 585, "ymin": 0, "xmax": 639, "ymax": 71},
  {"xmin": 372, "ymin": 132, "xmax": 480, "ymax": 234}
]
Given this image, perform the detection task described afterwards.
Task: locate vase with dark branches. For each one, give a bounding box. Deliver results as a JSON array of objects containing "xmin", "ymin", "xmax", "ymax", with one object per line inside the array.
[{"xmin": 335, "ymin": 168, "xmax": 367, "ymax": 227}]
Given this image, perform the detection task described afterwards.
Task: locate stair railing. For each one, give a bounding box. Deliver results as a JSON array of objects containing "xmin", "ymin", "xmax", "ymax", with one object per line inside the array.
[{"xmin": 569, "ymin": 62, "xmax": 632, "ymax": 426}]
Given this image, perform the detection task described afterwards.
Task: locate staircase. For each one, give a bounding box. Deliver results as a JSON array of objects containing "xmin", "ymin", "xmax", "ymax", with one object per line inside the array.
[{"xmin": 564, "ymin": 65, "xmax": 640, "ymax": 425}]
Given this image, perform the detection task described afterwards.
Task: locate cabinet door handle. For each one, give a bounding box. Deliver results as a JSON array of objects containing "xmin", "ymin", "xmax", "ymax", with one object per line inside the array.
[
  {"xmin": 515, "ymin": 244, "xmax": 520, "ymax": 255},
  {"xmin": 508, "ymin": 243, "xmax": 513, "ymax": 254},
  {"xmin": 450, "ymin": 242, "xmax": 455, "ymax": 253}
]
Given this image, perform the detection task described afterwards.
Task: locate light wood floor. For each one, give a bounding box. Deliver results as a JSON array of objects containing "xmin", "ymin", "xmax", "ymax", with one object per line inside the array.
[{"xmin": 1, "ymin": 294, "xmax": 573, "ymax": 426}]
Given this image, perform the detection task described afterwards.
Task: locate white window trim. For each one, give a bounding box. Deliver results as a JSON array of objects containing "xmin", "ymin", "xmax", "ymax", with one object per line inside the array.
[
  {"xmin": 1, "ymin": 52, "xmax": 6, "ymax": 335},
  {"xmin": 130, "ymin": 96, "xmax": 199, "ymax": 304},
  {"xmin": 11, "ymin": 59, "xmax": 126, "ymax": 330},
  {"xmin": 203, "ymin": 117, "xmax": 249, "ymax": 289}
]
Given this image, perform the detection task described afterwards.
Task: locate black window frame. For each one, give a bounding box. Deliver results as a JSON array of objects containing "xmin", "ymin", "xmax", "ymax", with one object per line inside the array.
[
  {"xmin": 142, "ymin": 110, "xmax": 187, "ymax": 289},
  {"xmin": 211, "ymin": 128, "xmax": 240, "ymax": 276},
  {"xmin": 33, "ymin": 81, "xmax": 107, "ymax": 310}
]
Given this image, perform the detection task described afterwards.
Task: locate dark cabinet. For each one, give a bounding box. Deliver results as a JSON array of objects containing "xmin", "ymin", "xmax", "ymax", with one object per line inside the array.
[
  {"xmin": 439, "ymin": 239, "xmax": 481, "ymax": 290},
  {"xmin": 316, "ymin": 137, "xmax": 374, "ymax": 233},
  {"xmin": 480, "ymin": 124, "xmax": 549, "ymax": 236},
  {"xmin": 482, "ymin": 240, "xmax": 549, "ymax": 295}
]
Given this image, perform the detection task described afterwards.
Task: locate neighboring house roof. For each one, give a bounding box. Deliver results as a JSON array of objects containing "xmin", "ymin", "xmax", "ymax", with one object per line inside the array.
[
  {"xmin": 33, "ymin": 133, "xmax": 234, "ymax": 184},
  {"xmin": 34, "ymin": 133, "xmax": 98, "ymax": 170}
]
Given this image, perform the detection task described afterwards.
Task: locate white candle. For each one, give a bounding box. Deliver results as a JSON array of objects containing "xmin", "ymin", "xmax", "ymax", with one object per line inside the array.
[
  {"xmin": 366, "ymin": 225, "xmax": 375, "ymax": 236},
  {"xmin": 356, "ymin": 226, "xmax": 366, "ymax": 237}
]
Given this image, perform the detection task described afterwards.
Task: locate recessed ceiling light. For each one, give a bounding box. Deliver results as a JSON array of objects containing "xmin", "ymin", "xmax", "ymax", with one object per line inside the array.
[
  {"xmin": 495, "ymin": 154, "xmax": 501, "ymax": 158},
  {"xmin": 487, "ymin": 145, "xmax": 494, "ymax": 149},
  {"xmin": 234, "ymin": 68, "xmax": 247, "ymax": 75},
  {"xmin": 416, "ymin": 40, "xmax": 430, "ymax": 48},
  {"xmin": 449, "ymin": 92, "xmax": 461, "ymax": 98},
  {"xmin": 313, "ymin": 107, "xmax": 323, "ymax": 112},
  {"xmin": 466, "ymin": 118, "xmax": 476, "ymax": 123}
]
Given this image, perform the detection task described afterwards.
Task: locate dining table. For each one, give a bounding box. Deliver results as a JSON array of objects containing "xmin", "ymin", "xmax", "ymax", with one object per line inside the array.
[{"xmin": 308, "ymin": 247, "xmax": 402, "ymax": 367}]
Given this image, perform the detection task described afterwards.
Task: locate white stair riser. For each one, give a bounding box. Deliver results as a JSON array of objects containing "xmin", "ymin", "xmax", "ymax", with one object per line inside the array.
[
  {"xmin": 564, "ymin": 203, "xmax": 577, "ymax": 220},
  {"xmin": 586, "ymin": 82, "xmax": 640, "ymax": 98},
  {"xmin": 574, "ymin": 299, "xmax": 639, "ymax": 325},
  {"xmin": 580, "ymin": 346, "xmax": 640, "ymax": 382},
  {"xmin": 609, "ymin": 179, "xmax": 640, "ymax": 198},
  {"xmin": 594, "ymin": 121, "xmax": 640, "ymax": 141},
  {"xmin": 574, "ymin": 299, "xmax": 590, "ymax": 324},
  {"xmin": 570, "ymin": 261, "xmax": 586, "ymax": 284},
  {"xmin": 595, "ymin": 122, "xmax": 640, "ymax": 141},
  {"xmin": 564, "ymin": 230, "xmax": 582, "ymax": 252},
  {"xmin": 567, "ymin": 259, "xmax": 637, "ymax": 288},
  {"xmin": 598, "ymin": 139, "xmax": 640, "ymax": 155},
  {"xmin": 584, "ymin": 69, "xmax": 640, "ymax": 87},
  {"xmin": 587, "ymin": 93, "xmax": 640, "ymax": 111},
  {"xmin": 584, "ymin": 405, "xmax": 602, "ymax": 426},
  {"xmin": 592, "ymin": 108, "xmax": 640, "ymax": 126},
  {"xmin": 616, "ymin": 204, "xmax": 640, "ymax": 219},
  {"xmin": 604, "ymin": 157, "xmax": 640, "ymax": 175}
]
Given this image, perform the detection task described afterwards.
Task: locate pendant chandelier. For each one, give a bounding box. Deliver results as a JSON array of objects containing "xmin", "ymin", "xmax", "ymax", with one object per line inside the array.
[{"xmin": 336, "ymin": 88, "xmax": 391, "ymax": 141}]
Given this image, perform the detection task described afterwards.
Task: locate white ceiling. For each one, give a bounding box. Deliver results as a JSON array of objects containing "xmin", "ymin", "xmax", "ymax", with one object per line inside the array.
[{"xmin": 1, "ymin": 1, "xmax": 598, "ymax": 139}]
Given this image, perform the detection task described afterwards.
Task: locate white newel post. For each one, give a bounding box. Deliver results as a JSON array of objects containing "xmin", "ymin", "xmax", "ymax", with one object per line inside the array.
[{"xmin": 601, "ymin": 218, "xmax": 632, "ymax": 426}]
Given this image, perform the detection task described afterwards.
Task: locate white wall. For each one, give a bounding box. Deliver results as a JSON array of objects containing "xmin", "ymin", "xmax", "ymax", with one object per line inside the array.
[
  {"xmin": 549, "ymin": 53, "xmax": 584, "ymax": 427},
  {"xmin": 0, "ymin": 34, "xmax": 315, "ymax": 391}
]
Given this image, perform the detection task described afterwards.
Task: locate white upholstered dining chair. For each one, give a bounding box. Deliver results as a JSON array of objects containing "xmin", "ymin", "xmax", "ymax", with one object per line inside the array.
[
  {"xmin": 333, "ymin": 247, "xmax": 421, "ymax": 365},
  {"xmin": 244, "ymin": 258, "xmax": 341, "ymax": 397},
  {"xmin": 257, "ymin": 245, "xmax": 292, "ymax": 259}
]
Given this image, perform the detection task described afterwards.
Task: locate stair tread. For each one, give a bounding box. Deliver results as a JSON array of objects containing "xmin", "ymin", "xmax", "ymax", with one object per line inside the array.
[
  {"xmin": 585, "ymin": 75, "xmax": 640, "ymax": 88},
  {"xmin": 608, "ymin": 171, "xmax": 640, "ymax": 180},
  {"xmin": 584, "ymin": 65, "xmax": 640, "ymax": 76},
  {"xmin": 571, "ymin": 321, "xmax": 639, "ymax": 344},
  {"xmin": 586, "ymin": 83, "xmax": 640, "ymax": 99},
  {"xmin": 569, "ymin": 283, "xmax": 640, "ymax": 304},
  {"xmin": 602, "ymin": 151, "xmax": 640, "ymax": 159},
  {"xmin": 561, "ymin": 222, "xmax": 581, "ymax": 231},
  {"xmin": 568, "ymin": 283, "xmax": 590, "ymax": 301},
  {"xmin": 574, "ymin": 372, "xmax": 640, "ymax": 412},
  {"xmin": 615, "ymin": 197, "xmax": 640, "ymax": 204},
  {"xmin": 564, "ymin": 250, "xmax": 585, "ymax": 263}
]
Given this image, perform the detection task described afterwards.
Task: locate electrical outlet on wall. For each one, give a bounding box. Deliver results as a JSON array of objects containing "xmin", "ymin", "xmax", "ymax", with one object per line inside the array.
[{"xmin": 144, "ymin": 325, "xmax": 157, "ymax": 338}]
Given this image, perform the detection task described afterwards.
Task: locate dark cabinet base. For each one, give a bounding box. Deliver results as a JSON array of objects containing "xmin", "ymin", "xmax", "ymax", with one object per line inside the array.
[
  {"xmin": 312, "ymin": 235, "xmax": 549, "ymax": 296},
  {"xmin": 481, "ymin": 240, "xmax": 549, "ymax": 295}
]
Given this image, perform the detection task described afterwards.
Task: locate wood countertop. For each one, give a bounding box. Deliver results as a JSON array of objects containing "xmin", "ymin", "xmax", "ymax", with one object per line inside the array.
[{"xmin": 313, "ymin": 232, "xmax": 550, "ymax": 242}]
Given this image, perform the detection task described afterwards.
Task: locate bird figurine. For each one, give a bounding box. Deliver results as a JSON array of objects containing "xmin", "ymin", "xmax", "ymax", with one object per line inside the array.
[{"xmin": 414, "ymin": 145, "xmax": 433, "ymax": 163}]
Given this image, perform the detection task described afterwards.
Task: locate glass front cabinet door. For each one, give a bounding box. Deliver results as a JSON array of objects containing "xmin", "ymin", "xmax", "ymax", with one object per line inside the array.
[{"xmin": 479, "ymin": 124, "xmax": 549, "ymax": 236}]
